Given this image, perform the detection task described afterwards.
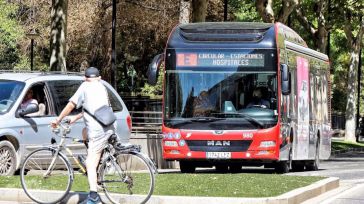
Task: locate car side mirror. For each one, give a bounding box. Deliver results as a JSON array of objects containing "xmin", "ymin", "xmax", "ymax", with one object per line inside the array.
[
  {"xmin": 18, "ymin": 103, "xmax": 39, "ymax": 117},
  {"xmin": 147, "ymin": 54, "xmax": 163, "ymax": 85},
  {"xmin": 281, "ymin": 64, "xmax": 291, "ymax": 95}
]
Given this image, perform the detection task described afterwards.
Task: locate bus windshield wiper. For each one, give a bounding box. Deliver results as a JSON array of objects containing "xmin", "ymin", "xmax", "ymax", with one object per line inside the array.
[
  {"xmin": 190, "ymin": 117, "xmax": 225, "ymax": 122},
  {"xmin": 220, "ymin": 112, "xmax": 264, "ymax": 128}
]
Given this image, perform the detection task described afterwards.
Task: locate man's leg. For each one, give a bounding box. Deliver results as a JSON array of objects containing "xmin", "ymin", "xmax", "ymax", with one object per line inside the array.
[
  {"xmin": 86, "ymin": 149, "xmax": 102, "ymax": 192},
  {"xmin": 82, "ymin": 128, "xmax": 89, "ymax": 148}
]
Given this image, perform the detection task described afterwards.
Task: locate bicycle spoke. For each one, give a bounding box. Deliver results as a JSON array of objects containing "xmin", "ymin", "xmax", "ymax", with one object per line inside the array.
[
  {"xmin": 100, "ymin": 153, "xmax": 154, "ymax": 204},
  {"xmin": 20, "ymin": 148, "xmax": 72, "ymax": 204}
]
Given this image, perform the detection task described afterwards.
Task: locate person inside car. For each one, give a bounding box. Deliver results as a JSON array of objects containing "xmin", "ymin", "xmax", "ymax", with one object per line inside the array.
[{"xmin": 21, "ymin": 89, "xmax": 38, "ymax": 109}]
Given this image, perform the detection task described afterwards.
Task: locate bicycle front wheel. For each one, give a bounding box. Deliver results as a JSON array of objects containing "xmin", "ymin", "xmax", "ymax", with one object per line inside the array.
[
  {"xmin": 20, "ymin": 148, "xmax": 73, "ymax": 204},
  {"xmin": 100, "ymin": 152, "xmax": 154, "ymax": 204}
]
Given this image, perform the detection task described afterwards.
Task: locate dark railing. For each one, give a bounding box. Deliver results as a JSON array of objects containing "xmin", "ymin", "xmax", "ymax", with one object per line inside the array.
[
  {"xmin": 331, "ymin": 113, "xmax": 346, "ymax": 130},
  {"xmin": 129, "ymin": 111, "xmax": 162, "ymax": 135}
]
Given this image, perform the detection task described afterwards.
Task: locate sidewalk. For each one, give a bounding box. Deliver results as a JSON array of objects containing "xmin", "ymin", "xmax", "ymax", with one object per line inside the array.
[{"xmin": 0, "ymin": 177, "xmax": 339, "ymax": 204}]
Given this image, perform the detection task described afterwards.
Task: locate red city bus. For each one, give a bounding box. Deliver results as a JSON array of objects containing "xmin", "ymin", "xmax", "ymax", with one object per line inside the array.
[{"xmin": 148, "ymin": 22, "xmax": 331, "ymax": 173}]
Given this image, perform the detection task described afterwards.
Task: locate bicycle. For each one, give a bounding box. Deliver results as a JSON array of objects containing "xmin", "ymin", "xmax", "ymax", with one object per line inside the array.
[{"xmin": 20, "ymin": 120, "xmax": 157, "ymax": 204}]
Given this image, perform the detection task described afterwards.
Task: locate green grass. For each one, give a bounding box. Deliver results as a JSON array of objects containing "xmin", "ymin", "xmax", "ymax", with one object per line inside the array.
[
  {"xmin": 0, "ymin": 173, "xmax": 323, "ymax": 197},
  {"xmin": 332, "ymin": 140, "xmax": 364, "ymax": 151}
]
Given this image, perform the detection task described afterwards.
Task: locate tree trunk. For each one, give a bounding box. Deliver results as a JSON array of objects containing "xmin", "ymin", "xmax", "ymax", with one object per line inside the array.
[
  {"xmin": 255, "ymin": 0, "xmax": 275, "ymax": 23},
  {"xmin": 50, "ymin": 0, "xmax": 68, "ymax": 72},
  {"xmin": 345, "ymin": 50, "xmax": 361, "ymax": 142},
  {"xmin": 295, "ymin": 0, "xmax": 329, "ymax": 53},
  {"xmin": 344, "ymin": 17, "xmax": 364, "ymax": 142},
  {"xmin": 179, "ymin": 0, "xmax": 191, "ymax": 24},
  {"xmin": 277, "ymin": 0, "xmax": 298, "ymax": 24},
  {"xmin": 191, "ymin": 0, "xmax": 207, "ymax": 22}
]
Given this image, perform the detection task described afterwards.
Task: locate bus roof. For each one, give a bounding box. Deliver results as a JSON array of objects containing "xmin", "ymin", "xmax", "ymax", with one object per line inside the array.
[{"xmin": 167, "ymin": 22, "xmax": 276, "ymax": 49}]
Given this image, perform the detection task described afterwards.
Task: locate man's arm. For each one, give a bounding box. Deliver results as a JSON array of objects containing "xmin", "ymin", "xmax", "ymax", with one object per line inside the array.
[
  {"xmin": 69, "ymin": 112, "xmax": 83, "ymax": 124},
  {"xmin": 51, "ymin": 101, "xmax": 76, "ymax": 127}
]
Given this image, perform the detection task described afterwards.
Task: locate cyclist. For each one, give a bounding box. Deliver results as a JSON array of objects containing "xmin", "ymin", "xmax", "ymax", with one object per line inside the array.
[{"xmin": 51, "ymin": 67, "xmax": 115, "ymax": 204}]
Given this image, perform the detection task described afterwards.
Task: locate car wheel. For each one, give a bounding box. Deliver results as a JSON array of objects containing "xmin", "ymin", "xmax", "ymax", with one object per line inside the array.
[{"xmin": 0, "ymin": 141, "xmax": 17, "ymax": 175}]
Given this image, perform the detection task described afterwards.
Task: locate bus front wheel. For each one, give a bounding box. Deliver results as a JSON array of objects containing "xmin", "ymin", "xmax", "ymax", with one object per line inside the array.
[
  {"xmin": 306, "ymin": 140, "xmax": 320, "ymax": 171},
  {"xmin": 179, "ymin": 161, "xmax": 196, "ymax": 173}
]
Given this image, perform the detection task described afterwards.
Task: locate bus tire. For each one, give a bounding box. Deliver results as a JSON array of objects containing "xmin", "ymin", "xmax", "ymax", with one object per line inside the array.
[
  {"xmin": 306, "ymin": 139, "xmax": 320, "ymax": 171},
  {"xmin": 215, "ymin": 164, "xmax": 229, "ymax": 173},
  {"xmin": 229, "ymin": 164, "xmax": 242, "ymax": 173},
  {"xmin": 291, "ymin": 161, "xmax": 305, "ymax": 172},
  {"xmin": 275, "ymin": 161, "xmax": 289, "ymax": 174},
  {"xmin": 179, "ymin": 161, "xmax": 196, "ymax": 173}
]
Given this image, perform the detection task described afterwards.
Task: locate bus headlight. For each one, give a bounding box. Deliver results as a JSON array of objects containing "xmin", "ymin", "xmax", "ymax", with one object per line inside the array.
[
  {"xmin": 174, "ymin": 132, "xmax": 181, "ymax": 139},
  {"xmin": 167, "ymin": 132, "xmax": 174, "ymax": 139},
  {"xmin": 260, "ymin": 141, "xmax": 276, "ymax": 148},
  {"xmin": 179, "ymin": 140, "xmax": 186, "ymax": 146}
]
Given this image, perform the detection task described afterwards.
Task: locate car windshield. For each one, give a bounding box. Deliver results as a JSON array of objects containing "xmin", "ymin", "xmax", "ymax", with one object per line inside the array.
[{"xmin": 0, "ymin": 80, "xmax": 25, "ymax": 114}]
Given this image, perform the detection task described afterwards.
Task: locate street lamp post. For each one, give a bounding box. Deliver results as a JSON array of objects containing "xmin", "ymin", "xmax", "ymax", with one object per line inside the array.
[
  {"xmin": 111, "ymin": 0, "xmax": 117, "ymax": 90},
  {"xmin": 224, "ymin": 0, "xmax": 228, "ymax": 21},
  {"xmin": 26, "ymin": 30, "xmax": 39, "ymax": 71},
  {"xmin": 357, "ymin": 48, "xmax": 362, "ymax": 129}
]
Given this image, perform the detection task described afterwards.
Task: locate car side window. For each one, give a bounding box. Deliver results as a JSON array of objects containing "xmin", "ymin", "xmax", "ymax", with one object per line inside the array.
[
  {"xmin": 48, "ymin": 80, "xmax": 82, "ymax": 115},
  {"xmin": 106, "ymin": 88, "xmax": 123, "ymax": 112},
  {"xmin": 19, "ymin": 83, "xmax": 50, "ymax": 117}
]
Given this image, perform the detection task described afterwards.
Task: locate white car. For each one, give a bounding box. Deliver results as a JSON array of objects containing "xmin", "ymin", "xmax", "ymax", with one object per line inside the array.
[{"xmin": 0, "ymin": 72, "xmax": 131, "ymax": 175}]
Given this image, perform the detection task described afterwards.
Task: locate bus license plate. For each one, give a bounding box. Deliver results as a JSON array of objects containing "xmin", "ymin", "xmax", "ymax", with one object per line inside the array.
[{"xmin": 206, "ymin": 152, "xmax": 231, "ymax": 159}]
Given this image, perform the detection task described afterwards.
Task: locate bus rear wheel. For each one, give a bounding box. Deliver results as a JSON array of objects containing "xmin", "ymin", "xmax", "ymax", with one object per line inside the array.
[{"xmin": 179, "ymin": 161, "xmax": 196, "ymax": 173}]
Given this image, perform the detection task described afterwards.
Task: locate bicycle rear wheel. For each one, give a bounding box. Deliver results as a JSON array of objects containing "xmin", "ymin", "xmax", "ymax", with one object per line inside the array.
[
  {"xmin": 20, "ymin": 148, "xmax": 73, "ymax": 204},
  {"xmin": 100, "ymin": 152, "xmax": 154, "ymax": 204}
]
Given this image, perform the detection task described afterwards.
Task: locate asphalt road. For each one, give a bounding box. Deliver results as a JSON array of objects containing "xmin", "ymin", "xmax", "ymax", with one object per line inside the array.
[{"xmin": 290, "ymin": 151, "xmax": 364, "ymax": 204}]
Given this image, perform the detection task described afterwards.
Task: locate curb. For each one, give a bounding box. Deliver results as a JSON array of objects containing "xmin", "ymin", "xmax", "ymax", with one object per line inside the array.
[{"xmin": 0, "ymin": 177, "xmax": 339, "ymax": 204}]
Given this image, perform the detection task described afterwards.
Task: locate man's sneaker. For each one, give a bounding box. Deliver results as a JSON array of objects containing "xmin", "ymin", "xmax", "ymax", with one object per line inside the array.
[{"xmin": 86, "ymin": 193, "xmax": 102, "ymax": 204}]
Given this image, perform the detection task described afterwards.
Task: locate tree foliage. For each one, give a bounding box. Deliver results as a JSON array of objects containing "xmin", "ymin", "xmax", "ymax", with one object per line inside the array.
[{"xmin": 0, "ymin": 0, "xmax": 24, "ymax": 70}]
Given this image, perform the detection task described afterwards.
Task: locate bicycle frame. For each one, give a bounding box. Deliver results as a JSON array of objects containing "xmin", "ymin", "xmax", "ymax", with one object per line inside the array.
[{"xmin": 43, "ymin": 124, "xmax": 87, "ymax": 179}]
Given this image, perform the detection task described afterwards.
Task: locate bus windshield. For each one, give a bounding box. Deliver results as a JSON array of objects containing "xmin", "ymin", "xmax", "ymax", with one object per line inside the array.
[
  {"xmin": 164, "ymin": 49, "xmax": 278, "ymax": 130},
  {"xmin": 164, "ymin": 70, "xmax": 277, "ymax": 130}
]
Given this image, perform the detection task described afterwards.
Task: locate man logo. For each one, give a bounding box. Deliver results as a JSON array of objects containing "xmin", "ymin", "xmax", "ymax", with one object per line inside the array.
[{"xmin": 207, "ymin": 140, "xmax": 231, "ymax": 146}]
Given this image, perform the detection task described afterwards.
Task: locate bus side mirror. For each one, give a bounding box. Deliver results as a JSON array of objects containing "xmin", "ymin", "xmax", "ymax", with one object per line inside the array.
[
  {"xmin": 281, "ymin": 64, "xmax": 291, "ymax": 95},
  {"xmin": 147, "ymin": 54, "xmax": 163, "ymax": 85}
]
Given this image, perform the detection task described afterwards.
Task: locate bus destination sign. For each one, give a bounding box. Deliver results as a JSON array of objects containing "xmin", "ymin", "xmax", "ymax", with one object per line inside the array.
[{"xmin": 176, "ymin": 53, "xmax": 265, "ymax": 67}]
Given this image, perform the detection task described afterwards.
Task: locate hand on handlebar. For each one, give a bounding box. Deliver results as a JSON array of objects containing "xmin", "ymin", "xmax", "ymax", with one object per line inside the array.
[
  {"xmin": 50, "ymin": 118, "xmax": 70, "ymax": 129},
  {"xmin": 50, "ymin": 119, "xmax": 60, "ymax": 129}
]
